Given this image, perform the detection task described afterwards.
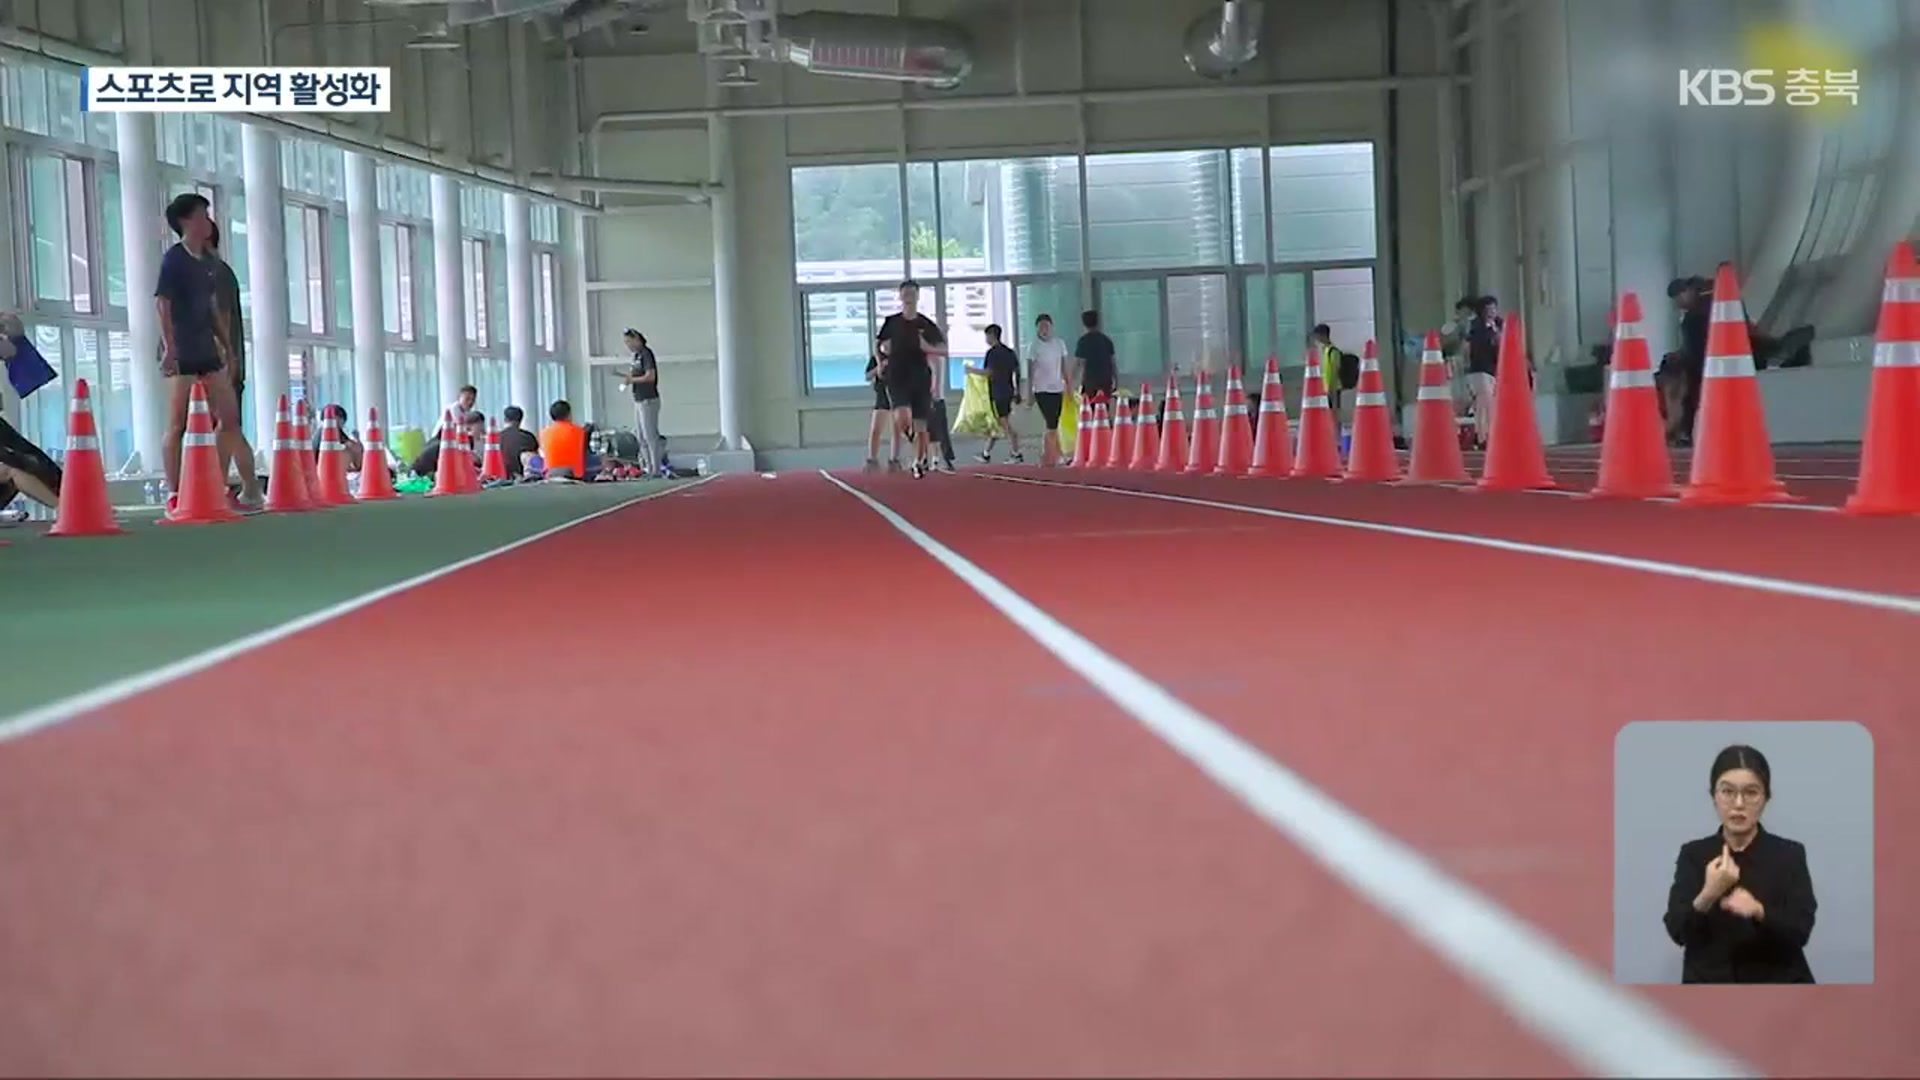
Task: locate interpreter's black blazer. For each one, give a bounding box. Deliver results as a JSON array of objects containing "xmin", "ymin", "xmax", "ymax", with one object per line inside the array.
[{"xmin": 1664, "ymin": 825, "xmax": 1817, "ymax": 984}]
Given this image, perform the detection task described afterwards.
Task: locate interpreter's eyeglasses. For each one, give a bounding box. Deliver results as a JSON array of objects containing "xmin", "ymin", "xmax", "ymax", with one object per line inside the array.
[{"xmin": 1715, "ymin": 785, "xmax": 1765, "ymax": 806}]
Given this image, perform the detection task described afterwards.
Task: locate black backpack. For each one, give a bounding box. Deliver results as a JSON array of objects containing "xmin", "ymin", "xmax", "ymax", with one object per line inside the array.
[{"xmin": 1337, "ymin": 349, "xmax": 1361, "ymax": 390}]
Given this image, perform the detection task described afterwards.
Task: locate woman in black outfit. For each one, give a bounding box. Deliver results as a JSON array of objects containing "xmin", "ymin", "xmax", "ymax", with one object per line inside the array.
[
  {"xmin": 0, "ymin": 414, "xmax": 62, "ymax": 511},
  {"xmin": 1663, "ymin": 744, "xmax": 1818, "ymax": 983}
]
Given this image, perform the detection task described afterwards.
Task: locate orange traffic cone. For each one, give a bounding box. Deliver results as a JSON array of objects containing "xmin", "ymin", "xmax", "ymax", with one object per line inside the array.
[
  {"xmin": 1475, "ymin": 315, "xmax": 1558, "ymax": 492},
  {"xmin": 1184, "ymin": 370, "xmax": 1220, "ymax": 474},
  {"xmin": 1291, "ymin": 354, "xmax": 1343, "ymax": 479},
  {"xmin": 481, "ymin": 418, "xmax": 509, "ymax": 482},
  {"xmin": 431, "ymin": 410, "xmax": 467, "ymax": 496},
  {"xmin": 1589, "ymin": 292, "xmax": 1677, "ymax": 499},
  {"xmin": 1214, "ymin": 366, "xmax": 1255, "ymax": 476},
  {"xmin": 1070, "ymin": 396, "xmax": 1093, "ymax": 467},
  {"xmin": 1105, "ymin": 395, "xmax": 1134, "ymax": 468},
  {"xmin": 358, "ymin": 408, "xmax": 400, "ymax": 501},
  {"xmin": 1404, "ymin": 331, "xmax": 1469, "ymax": 484},
  {"xmin": 295, "ymin": 400, "xmax": 324, "ymax": 509},
  {"xmin": 1345, "ymin": 340, "xmax": 1401, "ymax": 482},
  {"xmin": 166, "ymin": 382, "xmax": 240, "ymax": 524},
  {"xmin": 1844, "ymin": 242, "xmax": 1920, "ymax": 515},
  {"xmin": 1247, "ymin": 356, "xmax": 1293, "ymax": 478},
  {"xmin": 1156, "ymin": 375, "xmax": 1190, "ymax": 472},
  {"xmin": 1087, "ymin": 399, "xmax": 1110, "ymax": 467},
  {"xmin": 47, "ymin": 379, "xmax": 123, "ymax": 537},
  {"xmin": 263, "ymin": 395, "xmax": 313, "ymax": 512},
  {"xmin": 1130, "ymin": 383, "xmax": 1160, "ymax": 470},
  {"xmin": 314, "ymin": 410, "xmax": 355, "ymax": 505},
  {"xmin": 1678, "ymin": 263, "xmax": 1793, "ymax": 506}
]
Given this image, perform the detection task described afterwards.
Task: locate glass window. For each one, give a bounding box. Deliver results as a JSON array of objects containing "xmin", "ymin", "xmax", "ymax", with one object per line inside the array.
[
  {"xmin": 791, "ymin": 163, "xmax": 906, "ymax": 284},
  {"xmin": 27, "ymin": 155, "xmax": 72, "ymax": 306},
  {"xmin": 9, "ymin": 63, "xmax": 51, "ymax": 135},
  {"xmin": 1310, "ymin": 266, "xmax": 1377, "ymax": 355},
  {"xmin": 465, "ymin": 237, "xmax": 490, "ymax": 344},
  {"xmin": 285, "ymin": 204, "xmax": 309, "ymax": 330},
  {"xmin": 537, "ymin": 251, "xmax": 558, "ymax": 351},
  {"xmin": 488, "ymin": 241, "xmax": 508, "ymax": 347},
  {"xmin": 102, "ymin": 168, "xmax": 128, "ymax": 308},
  {"xmin": 22, "ymin": 325, "xmax": 66, "ymax": 456},
  {"xmin": 938, "ymin": 280, "xmax": 1012, "ymax": 391},
  {"xmin": 1095, "ymin": 278, "xmax": 1170, "ymax": 385},
  {"xmin": 286, "ymin": 204, "xmax": 328, "ymax": 334},
  {"xmin": 1011, "ymin": 279, "xmax": 1082, "ymax": 354},
  {"xmin": 1242, "ymin": 272, "xmax": 1309, "ymax": 374},
  {"xmin": 227, "ymin": 191, "xmax": 250, "ymax": 317},
  {"xmin": 1084, "ymin": 150, "xmax": 1232, "ymax": 272},
  {"xmin": 215, "ymin": 117, "xmax": 244, "ymax": 177},
  {"xmin": 105, "ymin": 331, "xmax": 135, "ymax": 468},
  {"xmin": 88, "ymin": 109, "xmax": 116, "ymax": 150},
  {"xmin": 1234, "ymin": 143, "xmax": 1378, "ymax": 264},
  {"xmin": 160, "ymin": 114, "xmax": 188, "ymax": 167},
  {"xmin": 417, "ymin": 226, "xmax": 437, "ymax": 339},
  {"xmin": 331, "ymin": 211, "xmax": 352, "ymax": 331},
  {"xmin": 906, "ymin": 161, "xmax": 939, "ymax": 282},
  {"xmin": 935, "ymin": 156, "xmax": 1083, "ymax": 277},
  {"xmin": 64, "ymin": 158, "xmax": 93, "ymax": 314},
  {"xmin": 48, "ymin": 68, "xmax": 83, "ymax": 143},
  {"xmin": 803, "ymin": 290, "xmax": 875, "ymax": 389},
  {"xmin": 189, "ymin": 115, "xmax": 215, "ymax": 173},
  {"xmin": 380, "ymin": 224, "xmax": 401, "ymax": 335}
]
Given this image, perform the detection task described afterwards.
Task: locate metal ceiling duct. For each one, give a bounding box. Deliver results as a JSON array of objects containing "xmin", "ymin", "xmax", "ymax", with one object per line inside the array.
[
  {"xmin": 775, "ymin": 10, "xmax": 974, "ymax": 90},
  {"xmin": 1184, "ymin": 0, "xmax": 1264, "ymax": 80}
]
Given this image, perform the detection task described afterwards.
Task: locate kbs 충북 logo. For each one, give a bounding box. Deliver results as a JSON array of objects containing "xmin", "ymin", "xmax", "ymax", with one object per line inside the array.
[{"xmin": 1678, "ymin": 68, "xmax": 1859, "ymax": 107}]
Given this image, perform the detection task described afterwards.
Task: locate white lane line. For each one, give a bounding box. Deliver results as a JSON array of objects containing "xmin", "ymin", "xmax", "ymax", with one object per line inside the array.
[
  {"xmin": 977, "ymin": 473, "xmax": 1920, "ymax": 617},
  {"xmin": 0, "ymin": 476, "xmax": 721, "ymax": 743},
  {"xmin": 821, "ymin": 470, "xmax": 1754, "ymax": 1080}
]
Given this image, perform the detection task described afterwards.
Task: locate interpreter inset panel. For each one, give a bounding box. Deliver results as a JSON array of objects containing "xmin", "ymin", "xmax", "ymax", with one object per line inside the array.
[{"xmin": 1612, "ymin": 720, "xmax": 1874, "ymax": 986}]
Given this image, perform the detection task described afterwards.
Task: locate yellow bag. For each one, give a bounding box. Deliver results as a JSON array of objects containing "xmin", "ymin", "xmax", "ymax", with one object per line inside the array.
[
  {"xmin": 953, "ymin": 371, "xmax": 1000, "ymax": 436},
  {"xmin": 1056, "ymin": 390, "xmax": 1080, "ymax": 444}
]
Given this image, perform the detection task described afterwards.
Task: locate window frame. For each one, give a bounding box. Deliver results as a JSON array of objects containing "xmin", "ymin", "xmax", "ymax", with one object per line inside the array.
[{"xmin": 788, "ymin": 143, "xmax": 1384, "ymax": 400}]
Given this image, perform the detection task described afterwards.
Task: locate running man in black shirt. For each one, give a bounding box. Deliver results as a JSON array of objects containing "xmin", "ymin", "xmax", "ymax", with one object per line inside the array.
[
  {"xmin": 1072, "ymin": 309, "xmax": 1117, "ymax": 401},
  {"xmin": 970, "ymin": 323, "xmax": 1025, "ymax": 464},
  {"xmin": 874, "ymin": 279, "xmax": 947, "ymax": 479}
]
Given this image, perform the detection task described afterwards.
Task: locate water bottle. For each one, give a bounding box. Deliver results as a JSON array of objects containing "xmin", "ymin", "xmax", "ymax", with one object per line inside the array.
[
  {"xmin": 143, "ymin": 480, "xmax": 159, "ymax": 505},
  {"xmin": 695, "ymin": 457, "xmax": 709, "ymax": 477}
]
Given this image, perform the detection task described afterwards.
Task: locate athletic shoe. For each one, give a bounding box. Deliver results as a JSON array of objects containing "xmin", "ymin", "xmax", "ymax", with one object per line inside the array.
[
  {"xmin": 939, "ymin": 460, "xmax": 956, "ymax": 474},
  {"xmin": 887, "ymin": 459, "xmax": 904, "ymax": 473},
  {"xmin": 228, "ymin": 494, "xmax": 265, "ymax": 516},
  {"xmin": 911, "ymin": 461, "xmax": 926, "ymax": 479},
  {"xmin": 863, "ymin": 458, "xmax": 879, "ymax": 472},
  {"xmin": 975, "ymin": 451, "xmax": 992, "ymax": 464},
  {"xmin": 1010, "ymin": 452, "xmax": 1026, "ymax": 464}
]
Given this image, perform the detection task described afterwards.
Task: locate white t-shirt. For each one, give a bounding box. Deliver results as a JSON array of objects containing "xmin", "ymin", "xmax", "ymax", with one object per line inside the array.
[{"xmin": 1028, "ymin": 337, "xmax": 1070, "ymax": 393}]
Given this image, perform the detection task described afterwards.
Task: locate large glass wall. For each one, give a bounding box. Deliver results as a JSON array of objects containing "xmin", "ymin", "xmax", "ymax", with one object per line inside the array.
[
  {"xmin": 790, "ymin": 143, "xmax": 1378, "ymax": 395},
  {"xmin": 0, "ymin": 51, "xmax": 568, "ymax": 472}
]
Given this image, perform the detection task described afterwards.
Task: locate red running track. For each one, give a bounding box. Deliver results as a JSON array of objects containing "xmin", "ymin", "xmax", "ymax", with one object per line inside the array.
[
  {"xmin": 859, "ymin": 466, "xmax": 1916, "ymax": 1077},
  {"xmin": 0, "ymin": 473, "xmax": 1577, "ymax": 1077}
]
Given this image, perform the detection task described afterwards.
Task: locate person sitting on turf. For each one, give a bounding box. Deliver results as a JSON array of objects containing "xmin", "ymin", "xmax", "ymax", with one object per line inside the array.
[
  {"xmin": 312, "ymin": 403, "xmax": 366, "ymax": 474},
  {"xmin": 498, "ymin": 405, "xmax": 539, "ymax": 480},
  {"xmin": 0, "ymin": 413, "xmax": 61, "ymax": 513},
  {"xmin": 538, "ymin": 399, "xmax": 590, "ymax": 480},
  {"xmin": 409, "ymin": 410, "xmax": 485, "ymax": 478}
]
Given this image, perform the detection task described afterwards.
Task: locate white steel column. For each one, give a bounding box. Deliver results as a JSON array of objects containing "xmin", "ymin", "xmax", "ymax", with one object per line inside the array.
[
  {"xmin": 431, "ymin": 174, "xmax": 468, "ymax": 408},
  {"xmin": 562, "ymin": 209, "xmax": 593, "ymax": 420},
  {"xmin": 241, "ymin": 124, "xmax": 289, "ymax": 446},
  {"xmin": 708, "ymin": 115, "xmax": 745, "ymax": 448},
  {"xmin": 345, "ymin": 152, "xmax": 386, "ymax": 428},
  {"xmin": 1469, "ymin": 0, "xmax": 1516, "ymax": 303},
  {"xmin": 119, "ymin": 113, "xmax": 168, "ymax": 474},
  {"xmin": 504, "ymin": 193, "xmax": 538, "ymax": 416}
]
